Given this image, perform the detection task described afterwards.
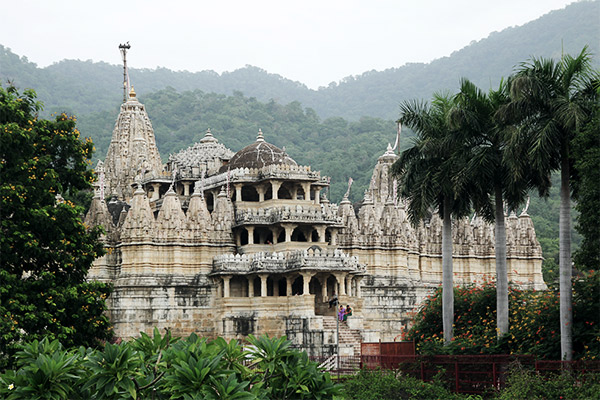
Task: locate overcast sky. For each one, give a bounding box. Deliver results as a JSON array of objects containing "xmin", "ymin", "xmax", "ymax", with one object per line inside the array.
[{"xmin": 1, "ymin": 0, "xmax": 578, "ymax": 89}]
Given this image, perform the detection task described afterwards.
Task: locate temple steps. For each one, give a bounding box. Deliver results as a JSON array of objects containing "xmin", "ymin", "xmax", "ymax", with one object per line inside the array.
[{"xmin": 322, "ymin": 315, "xmax": 362, "ymax": 357}]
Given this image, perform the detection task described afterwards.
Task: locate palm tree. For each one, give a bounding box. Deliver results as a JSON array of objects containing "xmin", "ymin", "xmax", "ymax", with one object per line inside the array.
[
  {"xmin": 391, "ymin": 94, "xmax": 474, "ymax": 344},
  {"xmin": 450, "ymin": 78, "xmax": 531, "ymax": 339},
  {"xmin": 503, "ymin": 47, "xmax": 598, "ymax": 360}
]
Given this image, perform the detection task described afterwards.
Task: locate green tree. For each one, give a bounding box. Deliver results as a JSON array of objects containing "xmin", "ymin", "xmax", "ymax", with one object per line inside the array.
[
  {"xmin": 450, "ymin": 78, "xmax": 531, "ymax": 338},
  {"xmin": 0, "ymin": 85, "xmax": 112, "ymax": 369},
  {"xmin": 504, "ymin": 48, "xmax": 599, "ymax": 360},
  {"xmin": 572, "ymin": 109, "xmax": 600, "ymax": 270},
  {"xmin": 391, "ymin": 94, "xmax": 475, "ymax": 344}
]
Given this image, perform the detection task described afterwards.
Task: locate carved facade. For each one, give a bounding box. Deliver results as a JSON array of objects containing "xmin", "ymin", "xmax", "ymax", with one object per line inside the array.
[{"xmin": 86, "ymin": 88, "xmax": 545, "ymax": 356}]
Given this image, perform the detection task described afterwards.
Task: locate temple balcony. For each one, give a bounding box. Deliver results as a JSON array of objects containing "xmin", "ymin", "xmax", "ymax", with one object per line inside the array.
[
  {"xmin": 233, "ymin": 206, "xmax": 342, "ymax": 227},
  {"xmin": 211, "ymin": 249, "xmax": 366, "ymax": 275}
]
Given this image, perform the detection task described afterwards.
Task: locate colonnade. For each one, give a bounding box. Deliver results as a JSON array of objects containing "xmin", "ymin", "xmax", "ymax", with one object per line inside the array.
[
  {"xmin": 215, "ymin": 272, "xmax": 362, "ymax": 299},
  {"xmin": 236, "ymin": 225, "xmax": 337, "ymax": 246}
]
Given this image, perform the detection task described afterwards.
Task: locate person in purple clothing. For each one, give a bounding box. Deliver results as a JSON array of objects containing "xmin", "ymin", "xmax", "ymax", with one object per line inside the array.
[{"xmin": 338, "ymin": 305, "xmax": 346, "ymax": 322}]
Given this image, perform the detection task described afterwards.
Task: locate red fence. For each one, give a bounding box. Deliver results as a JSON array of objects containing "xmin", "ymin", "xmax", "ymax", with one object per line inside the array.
[{"xmin": 311, "ymin": 354, "xmax": 600, "ymax": 394}]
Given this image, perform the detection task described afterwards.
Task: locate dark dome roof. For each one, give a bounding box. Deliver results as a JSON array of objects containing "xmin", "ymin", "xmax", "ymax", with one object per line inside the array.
[{"xmin": 221, "ymin": 129, "xmax": 297, "ymax": 172}]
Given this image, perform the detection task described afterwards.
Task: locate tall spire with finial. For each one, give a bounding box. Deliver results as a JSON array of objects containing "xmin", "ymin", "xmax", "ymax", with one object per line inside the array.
[{"xmin": 119, "ymin": 42, "xmax": 131, "ymax": 103}]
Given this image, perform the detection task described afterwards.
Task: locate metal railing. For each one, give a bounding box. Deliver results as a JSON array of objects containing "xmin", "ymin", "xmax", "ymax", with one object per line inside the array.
[{"xmin": 310, "ymin": 354, "xmax": 600, "ymax": 394}]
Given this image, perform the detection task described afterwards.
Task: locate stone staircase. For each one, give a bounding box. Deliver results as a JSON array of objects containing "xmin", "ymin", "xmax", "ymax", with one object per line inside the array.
[{"xmin": 322, "ymin": 315, "xmax": 362, "ymax": 357}]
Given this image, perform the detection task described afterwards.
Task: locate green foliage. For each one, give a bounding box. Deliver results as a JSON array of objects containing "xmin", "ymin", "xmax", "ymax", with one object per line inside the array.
[
  {"xmin": 0, "ymin": 338, "xmax": 90, "ymax": 399},
  {"xmin": 341, "ymin": 368, "xmax": 468, "ymax": 400},
  {"xmin": 0, "ymin": 85, "xmax": 112, "ymax": 369},
  {"xmin": 403, "ymin": 272, "xmax": 600, "ymax": 360},
  {"xmin": 0, "ymin": 332, "xmax": 341, "ymax": 400},
  {"xmin": 495, "ymin": 362, "xmax": 600, "ymax": 400},
  {"xmin": 572, "ymin": 111, "xmax": 600, "ymax": 270}
]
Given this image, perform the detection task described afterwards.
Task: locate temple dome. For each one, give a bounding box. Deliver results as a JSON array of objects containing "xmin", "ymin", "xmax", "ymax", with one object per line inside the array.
[
  {"xmin": 221, "ymin": 129, "xmax": 296, "ymax": 172},
  {"xmin": 168, "ymin": 129, "xmax": 234, "ymax": 175}
]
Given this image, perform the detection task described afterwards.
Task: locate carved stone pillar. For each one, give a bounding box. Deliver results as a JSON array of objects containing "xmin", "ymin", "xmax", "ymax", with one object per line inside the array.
[
  {"xmin": 281, "ymin": 223, "xmax": 295, "ymax": 242},
  {"xmin": 291, "ymin": 186, "xmax": 298, "ymax": 200},
  {"xmin": 183, "ymin": 182, "xmax": 191, "ymax": 196},
  {"xmin": 355, "ymin": 277, "xmax": 363, "ymax": 297},
  {"xmin": 317, "ymin": 226, "xmax": 326, "ymax": 243},
  {"xmin": 215, "ymin": 279, "xmax": 222, "ymax": 298},
  {"xmin": 330, "ymin": 228, "xmax": 338, "ymax": 246},
  {"xmin": 247, "ymin": 226, "xmax": 255, "ymax": 245},
  {"xmin": 302, "ymin": 183, "xmax": 311, "ymax": 202},
  {"xmin": 260, "ymin": 274, "xmax": 268, "ymax": 297},
  {"xmin": 271, "ymin": 227, "xmax": 279, "ymax": 244},
  {"xmin": 234, "ymin": 184, "xmax": 242, "ymax": 202},
  {"xmin": 256, "ymin": 185, "xmax": 266, "ymax": 202},
  {"xmin": 345, "ymin": 275, "xmax": 352, "ymax": 297},
  {"xmin": 301, "ymin": 272, "xmax": 314, "ymax": 296},
  {"xmin": 314, "ymin": 188, "xmax": 320, "ymax": 204},
  {"xmin": 334, "ymin": 273, "xmax": 347, "ymax": 295},
  {"xmin": 271, "ymin": 181, "xmax": 281, "ymax": 200},
  {"xmin": 248, "ymin": 276, "xmax": 254, "ymax": 297},
  {"xmin": 320, "ymin": 277, "xmax": 328, "ymax": 300},
  {"xmin": 286, "ymin": 276, "xmax": 293, "ymax": 296},
  {"xmin": 222, "ymin": 275, "xmax": 231, "ymax": 298}
]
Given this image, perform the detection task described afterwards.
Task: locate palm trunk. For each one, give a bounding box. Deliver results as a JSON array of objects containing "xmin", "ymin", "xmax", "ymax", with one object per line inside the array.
[
  {"xmin": 494, "ymin": 185, "xmax": 509, "ymax": 338},
  {"xmin": 559, "ymin": 154, "xmax": 573, "ymax": 361},
  {"xmin": 442, "ymin": 195, "xmax": 454, "ymax": 345}
]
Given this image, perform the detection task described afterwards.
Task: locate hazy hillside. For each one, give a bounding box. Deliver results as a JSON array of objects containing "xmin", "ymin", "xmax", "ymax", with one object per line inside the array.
[{"xmin": 1, "ymin": 1, "xmax": 597, "ymax": 120}]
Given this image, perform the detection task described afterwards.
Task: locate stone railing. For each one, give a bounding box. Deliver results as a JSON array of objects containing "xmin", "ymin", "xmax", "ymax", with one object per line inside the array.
[
  {"xmin": 258, "ymin": 164, "xmax": 321, "ymax": 180},
  {"xmin": 212, "ymin": 249, "xmax": 365, "ymax": 274},
  {"xmin": 234, "ymin": 206, "xmax": 342, "ymax": 226}
]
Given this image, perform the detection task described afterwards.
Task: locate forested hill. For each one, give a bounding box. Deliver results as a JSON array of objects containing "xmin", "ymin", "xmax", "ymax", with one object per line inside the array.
[{"xmin": 1, "ymin": 1, "xmax": 598, "ymax": 120}]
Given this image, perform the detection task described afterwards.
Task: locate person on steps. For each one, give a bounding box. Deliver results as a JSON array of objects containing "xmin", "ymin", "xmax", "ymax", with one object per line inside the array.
[
  {"xmin": 338, "ymin": 305, "xmax": 346, "ymax": 322},
  {"xmin": 343, "ymin": 304, "xmax": 352, "ymax": 322},
  {"xmin": 328, "ymin": 292, "xmax": 338, "ymax": 308}
]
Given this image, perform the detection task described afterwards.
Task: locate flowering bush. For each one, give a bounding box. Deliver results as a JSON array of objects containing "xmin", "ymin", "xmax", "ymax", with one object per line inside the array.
[{"xmin": 403, "ymin": 271, "xmax": 599, "ymax": 360}]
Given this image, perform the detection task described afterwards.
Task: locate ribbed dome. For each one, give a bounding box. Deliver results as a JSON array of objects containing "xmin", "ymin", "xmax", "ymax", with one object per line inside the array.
[{"xmin": 221, "ymin": 129, "xmax": 296, "ymax": 172}]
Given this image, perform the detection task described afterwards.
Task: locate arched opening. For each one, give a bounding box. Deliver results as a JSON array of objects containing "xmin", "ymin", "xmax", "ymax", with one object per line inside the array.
[
  {"xmin": 264, "ymin": 185, "xmax": 272, "ymax": 201},
  {"xmin": 326, "ymin": 275, "xmax": 338, "ymax": 299},
  {"xmin": 253, "ymin": 227, "xmax": 273, "ymax": 244},
  {"xmin": 291, "ymin": 276, "xmax": 303, "ymax": 295},
  {"xmin": 278, "ymin": 278, "xmax": 287, "ymax": 296},
  {"xmin": 278, "ymin": 183, "xmax": 293, "ymax": 199},
  {"xmin": 296, "ymin": 185, "xmax": 305, "ymax": 200},
  {"xmin": 267, "ymin": 276, "xmax": 274, "ymax": 296},
  {"xmin": 240, "ymin": 228, "xmax": 249, "ymax": 246},
  {"xmin": 309, "ymin": 276, "xmax": 321, "ymax": 296},
  {"xmin": 206, "ymin": 192, "xmax": 214, "ymax": 213},
  {"xmin": 311, "ymin": 230, "xmax": 319, "ymax": 242},
  {"xmin": 241, "ymin": 185, "xmax": 259, "ymax": 202},
  {"xmin": 252, "ymin": 276, "xmax": 261, "ymax": 297},
  {"xmin": 325, "ymin": 229, "xmax": 332, "ymax": 245},
  {"xmin": 291, "ymin": 227, "xmax": 307, "ymax": 242},
  {"xmin": 230, "ymin": 276, "xmax": 248, "ymax": 297}
]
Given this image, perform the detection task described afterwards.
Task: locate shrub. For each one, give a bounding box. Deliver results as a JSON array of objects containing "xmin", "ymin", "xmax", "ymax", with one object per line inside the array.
[
  {"xmin": 403, "ymin": 271, "xmax": 599, "ymax": 360},
  {"xmin": 495, "ymin": 362, "xmax": 600, "ymax": 400},
  {"xmin": 341, "ymin": 368, "xmax": 471, "ymax": 400},
  {"xmin": 0, "ymin": 331, "xmax": 341, "ymax": 400}
]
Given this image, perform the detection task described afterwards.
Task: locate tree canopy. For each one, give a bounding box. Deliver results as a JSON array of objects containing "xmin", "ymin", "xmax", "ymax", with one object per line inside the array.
[{"xmin": 0, "ymin": 85, "xmax": 112, "ymax": 369}]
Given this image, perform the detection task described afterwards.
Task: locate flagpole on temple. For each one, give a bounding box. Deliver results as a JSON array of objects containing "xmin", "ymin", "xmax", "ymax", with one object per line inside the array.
[{"xmin": 119, "ymin": 42, "xmax": 131, "ymax": 103}]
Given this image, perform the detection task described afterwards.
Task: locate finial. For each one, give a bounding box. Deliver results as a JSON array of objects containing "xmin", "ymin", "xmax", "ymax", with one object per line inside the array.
[
  {"xmin": 256, "ymin": 129, "xmax": 265, "ymax": 142},
  {"xmin": 129, "ymin": 86, "xmax": 136, "ymax": 98},
  {"xmin": 201, "ymin": 128, "xmax": 217, "ymax": 143}
]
